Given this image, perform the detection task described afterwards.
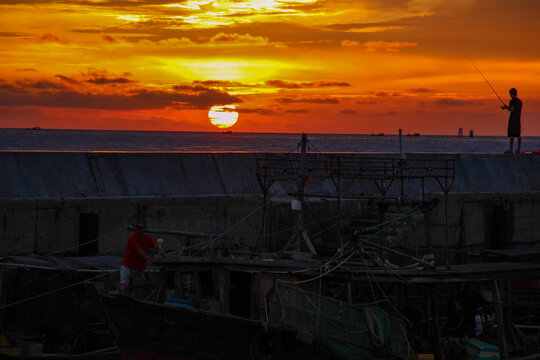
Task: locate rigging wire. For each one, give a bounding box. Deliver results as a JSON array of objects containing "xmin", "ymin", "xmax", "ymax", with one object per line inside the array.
[
  {"xmin": 0, "ymin": 272, "xmax": 111, "ymax": 310},
  {"xmin": 48, "ymin": 229, "xmax": 125, "ymax": 256},
  {"xmin": 168, "ymin": 200, "xmax": 269, "ymax": 256}
]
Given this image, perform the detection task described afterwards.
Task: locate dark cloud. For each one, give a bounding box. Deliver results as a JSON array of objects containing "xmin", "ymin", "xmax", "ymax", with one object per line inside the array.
[
  {"xmin": 318, "ymin": 81, "xmax": 351, "ymax": 87},
  {"xmin": 15, "ymin": 69, "xmax": 37, "ymax": 72},
  {"xmin": 102, "ymin": 34, "xmax": 117, "ymax": 43},
  {"xmin": 409, "ymin": 87, "xmax": 434, "ymax": 93},
  {"xmin": 265, "ymin": 80, "xmax": 352, "ymax": 89},
  {"xmin": 356, "ymin": 100, "xmax": 377, "ymax": 104},
  {"xmin": 86, "ymin": 76, "xmax": 135, "ymax": 85},
  {"xmin": 265, "ymin": 80, "xmax": 313, "ymax": 89},
  {"xmin": 55, "ymin": 74, "xmax": 80, "ymax": 84},
  {"xmin": 193, "ymin": 80, "xmax": 255, "ymax": 88},
  {"xmin": 277, "ymin": 97, "xmax": 340, "ymax": 104},
  {"xmin": 0, "ymin": 32, "xmax": 30, "ymax": 37},
  {"xmin": 354, "ymin": 0, "xmax": 413, "ymax": 10},
  {"xmin": 369, "ymin": 91, "xmax": 402, "ymax": 97},
  {"xmin": 38, "ymin": 33, "xmax": 65, "ymax": 43},
  {"xmin": 0, "ymin": 84, "xmax": 17, "ymax": 90},
  {"xmin": 326, "ymin": 21, "xmax": 393, "ymax": 31},
  {"xmin": 15, "ymin": 79, "xmax": 68, "ymax": 90},
  {"xmin": 237, "ymin": 108, "xmax": 276, "ymax": 116},
  {"xmin": 0, "ymin": 0, "xmax": 187, "ymax": 5},
  {"xmin": 173, "ymin": 84, "xmax": 213, "ymax": 92},
  {"xmin": 0, "ymin": 84, "xmax": 241, "ymax": 110},
  {"xmin": 433, "ymin": 98, "xmax": 476, "ymax": 107},
  {"xmin": 339, "ymin": 109, "xmax": 358, "ymax": 115},
  {"xmin": 373, "ymin": 111, "xmax": 399, "ymax": 116},
  {"xmin": 284, "ymin": 109, "xmax": 309, "ymax": 114}
]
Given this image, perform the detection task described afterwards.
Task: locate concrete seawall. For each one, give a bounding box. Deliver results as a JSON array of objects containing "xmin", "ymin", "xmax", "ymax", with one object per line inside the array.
[
  {"xmin": 1, "ymin": 152, "xmax": 540, "ymax": 199},
  {"xmin": 0, "ymin": 152, "xmax": 539, "ymax": 257}
]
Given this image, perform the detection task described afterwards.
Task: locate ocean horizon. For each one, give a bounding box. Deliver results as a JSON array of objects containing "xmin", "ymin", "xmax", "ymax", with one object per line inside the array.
[{"xmin": 2, "ymin": 127, "xmax": 540, "ymax": 153}]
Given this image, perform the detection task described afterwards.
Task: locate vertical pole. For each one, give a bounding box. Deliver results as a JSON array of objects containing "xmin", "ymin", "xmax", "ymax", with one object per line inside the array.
[
  {"xmin": 0, "ymin": 267, "xmax": 4, "ymax": 329},
  {"xmin": 399, "ymin": 129, "xmax": 404, "ymax": 200},
  {"xmin": 445, "ymin": 191, "xmax": 450, "ymax": 269},
  {"xmin": 346, "ymin": 280, "xmax": 352, "ymax": 304},
  {"xmin": 399, "ymin": 129, "xmax": 403, "ymax": 158},
  {"xmin": 296, "ymin": 133, "xmax": 307, "ymax": 251},
  {"xmin": 492, "ymin": 280, "xmax": 509, "ymax": 360},
  {"xmin": 432, "ymin": 285, "xmax": 443, "ymax": 360},
  {"xmin": 424, "ymin": 209, "xmax": 433, "ymax": 255}
]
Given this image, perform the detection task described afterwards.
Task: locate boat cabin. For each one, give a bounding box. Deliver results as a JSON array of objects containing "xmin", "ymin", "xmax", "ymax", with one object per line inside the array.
[{"xmin": 156, "ymin": 256, "xmax": 320, "ymax": 320}]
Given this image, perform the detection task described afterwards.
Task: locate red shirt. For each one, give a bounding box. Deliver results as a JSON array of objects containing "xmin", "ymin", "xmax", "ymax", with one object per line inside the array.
[{"xmin": 121, "ymin": 232, "xmax": 157, "ymax": 271}]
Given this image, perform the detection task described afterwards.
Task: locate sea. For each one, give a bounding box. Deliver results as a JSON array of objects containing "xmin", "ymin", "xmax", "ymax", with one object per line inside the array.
[{"xmin": 1, "ymin": 128, "xmax": 540, "ymax": 153}]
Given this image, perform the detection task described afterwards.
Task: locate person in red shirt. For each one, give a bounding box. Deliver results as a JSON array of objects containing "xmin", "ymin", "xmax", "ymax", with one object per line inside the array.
[{"xmin": 120, "ymin": 223, "xmax": 165, "ymax": 293}]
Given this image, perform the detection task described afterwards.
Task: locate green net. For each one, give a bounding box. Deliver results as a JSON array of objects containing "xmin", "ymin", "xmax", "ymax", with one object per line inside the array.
[{"xmin": 268, "ymin": 283, "xmax": 409, "ymax": 359}]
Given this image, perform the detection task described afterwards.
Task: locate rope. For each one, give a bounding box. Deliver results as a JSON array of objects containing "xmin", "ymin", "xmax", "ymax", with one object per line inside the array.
[
  {"xmin": 277, "ymin": 250, "xmax": 356, "ymax": 285},
  {"xmin": 48, "ymin": 229, "xmax": 125, "ymax": 256},
  {"xmin": 364, "ymin": 307, "xmax": 385, "ymax": 347},
  {"xmin": 0, "ymin": 272, "xmax": 112, "ymax": 310},
  {"xmin": 358, "ymin": 204, "xmax": 425, "ymax": 234},
  {"xmin": 168, "ymin": 200, "xmax": 268, "ymax": 256}
]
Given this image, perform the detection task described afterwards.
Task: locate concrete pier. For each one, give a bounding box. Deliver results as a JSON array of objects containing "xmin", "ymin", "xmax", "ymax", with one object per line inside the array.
[{"xmin": 0, "ymin": 151, "xmax": 539, "ymax": 256}]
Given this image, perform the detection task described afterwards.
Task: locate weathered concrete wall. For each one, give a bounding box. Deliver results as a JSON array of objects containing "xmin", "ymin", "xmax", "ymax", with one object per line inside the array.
[
  {"xmin": 0, "ymin": 196, "xmax": 355, "ymax": 255},
  {"xmin": 397, "ymin": 192, "xmax": 540, "ymax": 262},
  {"xmin": 1, "ymin": 152, "xmax": 540, "ymax": 199}
]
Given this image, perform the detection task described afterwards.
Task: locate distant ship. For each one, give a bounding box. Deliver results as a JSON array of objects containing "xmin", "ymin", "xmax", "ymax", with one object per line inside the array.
[
  {"xmin": 406, "ymin": 133, "xmax": 420, "ymax": 137},
  {"xmin": 458, "ymin": 127, "xmax": 463, "ymax": 137},
  {"xmin": 370, "ymin": 131, "xmax": 384, "ymax": 136},
  {"xmin": 26, "ymin": 126, "xmax": 41, "ymax": 130},
  {"xmin": 222, "ymin": 130, "xmax": 233, "ymax": 134},
  {"xmin": 469, "ymin": 129, "xmax": 474, "ymax": 137}
]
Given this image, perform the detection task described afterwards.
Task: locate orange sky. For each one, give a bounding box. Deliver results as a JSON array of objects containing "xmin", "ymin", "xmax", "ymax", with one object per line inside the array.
[{"xmin": 1, "ymin": 0, "xmax": 539, "ymax": 135}]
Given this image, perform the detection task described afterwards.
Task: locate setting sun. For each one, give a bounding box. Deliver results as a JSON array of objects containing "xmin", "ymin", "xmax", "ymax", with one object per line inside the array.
[{"xmin": 208, "ymin": 105, "xmax": 239, "ymax": 129}]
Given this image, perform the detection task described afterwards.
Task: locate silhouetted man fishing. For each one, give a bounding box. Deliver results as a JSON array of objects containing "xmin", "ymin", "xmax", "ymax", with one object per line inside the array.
[{"xmin": 502, "ymin": 88, "xmax": 522, "ymax": 154}]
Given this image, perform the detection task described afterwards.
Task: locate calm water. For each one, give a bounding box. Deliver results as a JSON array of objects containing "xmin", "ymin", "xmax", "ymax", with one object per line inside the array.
[{"xmin": 1, "ymin": 128, "xmax": 540, "ymax": 153}]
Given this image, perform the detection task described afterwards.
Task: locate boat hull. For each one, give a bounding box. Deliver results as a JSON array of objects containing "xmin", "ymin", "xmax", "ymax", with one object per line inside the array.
[{"xmin": 99, "ymin": 292, "xmax": 334, "ymax": 360}]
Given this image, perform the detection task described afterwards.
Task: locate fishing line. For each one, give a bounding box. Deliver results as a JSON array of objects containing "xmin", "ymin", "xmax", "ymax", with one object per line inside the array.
[{"xmin": 464, "ymin": 54, "xmax": 506, "ymax": 107}]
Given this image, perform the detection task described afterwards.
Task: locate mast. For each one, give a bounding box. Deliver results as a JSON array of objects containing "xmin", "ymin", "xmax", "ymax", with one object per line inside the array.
[{"xmin": 282, "ymin": 133, "xmax": 317, "ymax": 255}]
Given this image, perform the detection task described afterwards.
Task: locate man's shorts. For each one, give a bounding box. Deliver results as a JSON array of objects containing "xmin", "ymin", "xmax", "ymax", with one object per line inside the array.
[
  {"xmin": 120, "ymin": 265, "xmax": 144, "ymax": 286},
  {"xmin": 508, "ymin": 119, "xmax": 521, "ymax": 137}
]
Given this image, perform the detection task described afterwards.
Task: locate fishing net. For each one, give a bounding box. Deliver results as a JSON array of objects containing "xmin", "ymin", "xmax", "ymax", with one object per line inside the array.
[{"xmin": 267, "ymin": 283, "xmax": 409, "ymax": 360}]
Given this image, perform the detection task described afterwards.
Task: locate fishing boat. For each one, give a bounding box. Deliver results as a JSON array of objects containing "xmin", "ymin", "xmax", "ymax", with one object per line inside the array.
[{"xmin": 98, "ymin": 256, "xmax": 409, "ymax": 360}]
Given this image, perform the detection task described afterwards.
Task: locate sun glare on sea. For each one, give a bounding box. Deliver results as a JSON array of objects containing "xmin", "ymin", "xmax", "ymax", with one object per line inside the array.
[{"xmin": 208, "ymin": 105, "xmax": 239, "ymax": 129}]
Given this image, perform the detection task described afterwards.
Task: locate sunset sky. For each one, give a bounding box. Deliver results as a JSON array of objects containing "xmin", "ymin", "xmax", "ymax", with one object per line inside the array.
[{"xmin": 1, "ymin": 0, "xmax": 539, "ymax": 135}]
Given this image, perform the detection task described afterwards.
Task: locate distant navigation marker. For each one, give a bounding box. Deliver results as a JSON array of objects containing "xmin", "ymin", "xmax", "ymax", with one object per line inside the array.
[{"xmin": 458, "ymin": 127, "xmax": 463, "ymax": 137}]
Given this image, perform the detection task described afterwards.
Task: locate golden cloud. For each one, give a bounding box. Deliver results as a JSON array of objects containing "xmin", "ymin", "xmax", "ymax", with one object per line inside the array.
[{"xmin": 209, "ymin": 32, "xmax": 269, "ymax": 45}]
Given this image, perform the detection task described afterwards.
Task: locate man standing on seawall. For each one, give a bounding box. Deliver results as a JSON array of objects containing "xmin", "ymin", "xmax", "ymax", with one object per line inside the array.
[
  {"xmin": 502, "ymin": 88, "xmax": 522, "ymax": 153},
  {"xmin": 120, "ymin": 223, "xmax": 165, "ymax": 293}
]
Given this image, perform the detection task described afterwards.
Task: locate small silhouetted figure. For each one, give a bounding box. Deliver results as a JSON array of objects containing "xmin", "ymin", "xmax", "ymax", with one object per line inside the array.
[{"xmin": 502, "ymin": 88, "xmax": 522, "ymax": 153}]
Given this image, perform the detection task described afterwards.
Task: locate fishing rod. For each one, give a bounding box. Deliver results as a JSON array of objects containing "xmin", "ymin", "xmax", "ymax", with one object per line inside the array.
[{"xmin": 464, "ymin": 55, "xmax": 506, "ymax": 107}]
